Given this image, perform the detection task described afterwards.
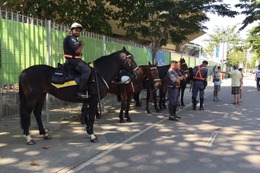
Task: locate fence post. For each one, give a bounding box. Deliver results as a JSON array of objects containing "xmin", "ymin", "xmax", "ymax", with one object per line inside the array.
[{"xmin": 45, "ymin": 20, "xmax": 51, "ymax": 124}]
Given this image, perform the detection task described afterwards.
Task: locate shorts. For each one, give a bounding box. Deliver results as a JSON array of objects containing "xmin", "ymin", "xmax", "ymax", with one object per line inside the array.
[
  {"xmin": 231, "ymin": 87, "xmax": 240, "ymax": 95},
  {"xmin": 214, "ymin": 85, "xmax": 220, "ymax": 92}
]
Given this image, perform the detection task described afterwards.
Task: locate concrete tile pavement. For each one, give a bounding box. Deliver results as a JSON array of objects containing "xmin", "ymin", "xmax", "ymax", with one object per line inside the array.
[{"xmin": 0, "ymin": 73, "xmax": 258, "ymax": 173}]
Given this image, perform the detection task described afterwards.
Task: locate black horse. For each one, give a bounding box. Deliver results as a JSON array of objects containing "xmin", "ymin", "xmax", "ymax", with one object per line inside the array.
[
  {"xmin": 19, "ymin": 47, "xmax": 138, "ymax": 145},
  {"xmin": 179, "ymin": 58, "xmax": 193, "ymax": 106},
  {"xmin": 108, "ymin": 63, "xmax": 161, "ymax": 122}
]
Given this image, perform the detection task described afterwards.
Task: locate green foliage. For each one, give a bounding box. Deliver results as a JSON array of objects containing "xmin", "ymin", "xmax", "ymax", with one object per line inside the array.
[
  {"xmin": 246, "ymin": 26, "xmax": 260, "ymax": 58},
  {"xmin": 235, "ymin": 0, "xmax": 260, "ymax": 31},
  {"xmin": 1, "ymin": 0, "xmax": 113, "ymax": 34},
  {"xmin": 108, "ymin": 0, "xmax": 237, "ymax": 63},
  {"xmin": 226, "ymin": 50, "xmax": 246, "ymax": 66},
  {"xmin": 2, "ymin": 0, "xmax": 238, "ymax": 63},
  {"xmin": 204, "ymin": 26, "xmax": 243, "ymax": 56}
]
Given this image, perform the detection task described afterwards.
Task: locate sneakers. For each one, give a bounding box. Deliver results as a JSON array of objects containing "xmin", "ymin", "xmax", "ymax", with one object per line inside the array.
[
  {"xmin": 77, "ymin": 91, "xmax": 88, "ymax": 99},
  {"xmin": 213, "ymin": 97, "xmax": 221, "ymax": 101}
]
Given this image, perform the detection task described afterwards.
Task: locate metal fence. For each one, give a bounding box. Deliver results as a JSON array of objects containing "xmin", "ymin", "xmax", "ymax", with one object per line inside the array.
[{"xmin": 0, "ymin": 9, "xmax": 215, "ymax": 123}]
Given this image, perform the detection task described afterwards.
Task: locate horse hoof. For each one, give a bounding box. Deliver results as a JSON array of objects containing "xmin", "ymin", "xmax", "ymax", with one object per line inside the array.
[
  {"xmin": 146, "ymin": 110, "xmax": 151, "ymax": 114},
  {"xmin": 126, "ymin": 118, "xmax": 132, "ymax": 122},
  {"xmin": 91, "ymin": 138, "xmax": 99, "ymax": 143},
  {"xmin": 120, "ymin": 119, "xmax": 126, "ymax": 123},
  {"xmin": 27, "ymin": 140, "xmax": 36, "ymax": 145},
  {"xmin": 43, "ymin": 134, "xmax": 52, "ymax": 140}
]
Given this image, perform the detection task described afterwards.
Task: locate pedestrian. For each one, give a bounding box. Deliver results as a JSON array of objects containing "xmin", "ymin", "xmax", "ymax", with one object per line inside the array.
[
  {"xmin": 212, "ymin": 66, "xmax": 222, "ymax": 101},
  {"xmin": 63, "ymin": 22, "xmax": 91, "ymax": 99},
  {"xmin": 165, "ymin": 60, "xmax": 184, "ymax": 121},
  {"xmin": 238, "ymin": 68, "xmax": 243, "ymax": 101},
  {"xmin": 192, "ymin": 60, "xmax": 208, "ymax": 110},
  {"xmin": 222, "ymin": 65, "xmax": 242, "ymax": 104},
  {"xmin": 255, "ymin": 65, "xmax": 260, "ymax": 91}
]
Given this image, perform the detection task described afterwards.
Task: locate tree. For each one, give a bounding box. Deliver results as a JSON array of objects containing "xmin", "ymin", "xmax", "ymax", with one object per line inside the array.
[
  {"xmin": 246, "ymin": 26, "xmax": 260, "ymax": 58},
  {"xmin": 204, "ymin": 26, "xmax": 242, "ymax": 57},
  {"xmin": 1, "ymin": 0, "xmax": 113, "ymax": 34},
  {"xmin": 235, "ymin": 0, "xmax": 260, "ymax": 31},
  {"xmin": 108, "ymin": 0, "xmax": 237, "ymax": 63},
  {"xmin": 226, "ymin": 50, "xmax": 247, "ymax": 67},
  {"xmin": 204, "ymin": 25, "xmax": 247, "ymax": 66}
]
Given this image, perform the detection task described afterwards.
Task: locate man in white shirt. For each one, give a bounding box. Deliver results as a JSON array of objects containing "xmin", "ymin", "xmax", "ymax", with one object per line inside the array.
[{"xmin": 228, "ymin": 65, "xmax": 242, "ymax": 104}]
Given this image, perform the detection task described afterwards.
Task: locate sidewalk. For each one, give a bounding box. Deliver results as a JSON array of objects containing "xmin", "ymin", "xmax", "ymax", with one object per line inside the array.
[{"xmin": 0, "ymin": 74, "xmax": 258, "ymax": 173}]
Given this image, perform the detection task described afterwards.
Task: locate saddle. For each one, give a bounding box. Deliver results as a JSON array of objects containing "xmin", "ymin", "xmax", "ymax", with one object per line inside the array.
[{"xmin": 51, "ymin": 63, "xmax": 95, "ymax": 86}]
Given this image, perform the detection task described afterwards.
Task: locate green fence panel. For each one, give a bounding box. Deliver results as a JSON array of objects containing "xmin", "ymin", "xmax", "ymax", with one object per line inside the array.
[{"xmin": 83, "ymin": 36, "xmax": 103, "ymax": 62}]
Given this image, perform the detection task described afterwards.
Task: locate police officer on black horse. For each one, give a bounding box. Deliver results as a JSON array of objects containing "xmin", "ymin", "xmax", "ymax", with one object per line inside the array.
[
  {"xmin": 192, "ymin": 60, "xmax": 208, "ymax": 110},
  {"xmin": 63, "ymin": 22, "xmax": 91, "ymax": 99},
  {"xmin": 165, "ymin": 60, "xmax": 184, "ymax": 121}
]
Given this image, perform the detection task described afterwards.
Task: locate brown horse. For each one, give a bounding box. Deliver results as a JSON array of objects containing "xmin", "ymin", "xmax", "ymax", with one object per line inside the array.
[
  {"xmin": 19, "ymin": 48, "xmax": 138, "ymax": 145},
  {"xmin": 134, "ymin": 58, "xmax": 193, "ymax": 113},
  {"xmin": 107, "ymin": 62, "xmax": 161, "ymax": 123}
]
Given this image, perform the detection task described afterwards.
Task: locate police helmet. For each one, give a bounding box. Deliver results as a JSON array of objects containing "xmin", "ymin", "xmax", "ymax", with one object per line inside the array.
[
  {"xmin": 71, "ymin": 22, "xmax": 83, "ymax": 30},
  {"xmin": 121, "ymin": 75, "xmax": 130, "ymax": 83}
]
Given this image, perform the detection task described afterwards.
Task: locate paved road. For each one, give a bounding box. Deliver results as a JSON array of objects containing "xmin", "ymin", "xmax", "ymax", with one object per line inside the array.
[{"xmin": 0, "ymin": 73, "xmax": 259, "ymax": 173}]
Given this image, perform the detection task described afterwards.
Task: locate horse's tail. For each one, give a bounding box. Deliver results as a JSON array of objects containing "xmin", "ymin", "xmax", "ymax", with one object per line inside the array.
[{"xmin": 19, "ymin": 74, "xmax": 28, "ymax": 129}]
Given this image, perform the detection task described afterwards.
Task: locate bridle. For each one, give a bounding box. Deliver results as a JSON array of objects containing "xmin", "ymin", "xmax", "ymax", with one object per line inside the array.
[{"xmin": 149, "ymin": 66, "xmax": 161, "ymax": 84}]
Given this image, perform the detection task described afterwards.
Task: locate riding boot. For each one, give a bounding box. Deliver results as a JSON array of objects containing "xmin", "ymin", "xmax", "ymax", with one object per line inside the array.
[
  {"xmin": 199, "ymin": 98, "xmax": 204, "ymax": 110},
  {"xmin": 168, "ymin": 105, "xmax": 178, "ymax": 121},
  {"xmin": 192, "ymin": 99, "xmax": 197, "ymax": 110}
]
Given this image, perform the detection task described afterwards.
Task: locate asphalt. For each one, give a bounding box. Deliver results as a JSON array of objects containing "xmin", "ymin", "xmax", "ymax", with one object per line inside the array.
[{"xmin": 0, "ymin": 73, "xmax": 259, "ymax": 173}]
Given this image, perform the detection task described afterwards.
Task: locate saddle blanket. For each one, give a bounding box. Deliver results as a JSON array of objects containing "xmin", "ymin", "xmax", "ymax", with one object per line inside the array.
[{"xmin": 51, "ymin": 80, "xmax": 77, "ymax": 88}]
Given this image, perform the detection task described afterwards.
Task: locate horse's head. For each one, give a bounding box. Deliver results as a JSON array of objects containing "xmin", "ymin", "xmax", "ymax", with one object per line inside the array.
[
  {"xmin": 148, "ymin": 62, "xmax": 161, "ymax": 89},
  {"xmin": 120, "ymin": 47, "xmax": 139, "ymax": 77},
  {"xmin": 179, "ymin": 58, "xmax": 190, "ymax": 79}
]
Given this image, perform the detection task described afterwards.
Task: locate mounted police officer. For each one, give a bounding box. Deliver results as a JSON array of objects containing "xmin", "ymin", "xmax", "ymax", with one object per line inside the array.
[
  {"xmin": 63, "ymin": 22, "xmax": 91, "ymax": 99},
  {"xmin": 192, "ymin": 60, "xmax": 208, "ymax": 110},
  {"xmin": 166, "ymin": 60, "xmax": 184, "ymax": 121}
]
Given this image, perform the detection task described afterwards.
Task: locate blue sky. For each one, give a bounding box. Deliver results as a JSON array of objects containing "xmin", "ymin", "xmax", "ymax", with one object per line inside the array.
[{"xmin": 192, "ymin": 0, "xmax": 257, "ymax": 46}]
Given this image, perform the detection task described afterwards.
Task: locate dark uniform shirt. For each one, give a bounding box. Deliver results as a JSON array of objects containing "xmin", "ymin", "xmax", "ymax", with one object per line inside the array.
[
  {"xmin": 63, "ymin": 31, "xmax": 81, "ymax": 58},
  {"xmin": 193, "ymin": 65, "xmax": 208, "ymax": 81},
  {"xmin": 166, "ymin": 68, "xmax": 182, "ymax": 88}
]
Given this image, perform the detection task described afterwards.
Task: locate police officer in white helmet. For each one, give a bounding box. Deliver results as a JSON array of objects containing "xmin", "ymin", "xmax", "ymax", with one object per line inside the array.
[{"xmin": 63, "ymin": 22, "xmax": 91, "ymax": 99}]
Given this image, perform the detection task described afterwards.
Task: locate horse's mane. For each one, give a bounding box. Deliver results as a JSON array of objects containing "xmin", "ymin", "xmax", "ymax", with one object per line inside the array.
[{"xmin": 94, "ymin": 51, "xmax": 122, "ymax": 64}]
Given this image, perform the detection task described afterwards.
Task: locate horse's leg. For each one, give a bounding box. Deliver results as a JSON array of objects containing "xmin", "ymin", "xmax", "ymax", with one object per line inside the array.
[
  {"xmin": 159, "ymin": 88, "xmax": 163, "ymax": 111},
  {"xmin": 153, "ymin": 88, "xmax": 160, "ymax": 113},
  {"xmin": 119, "ymin": 86, "xmax": 126, "ymax": 123},
  {"xmin": 125, "ymin": 93, "xmax": 133, "ymax": 122},
  {"xmin": 33, "ymin": 93, "xmax": 52, "ymax": 140},
  {"xmin": 181, "ymin": 87, "xmax": 186, "ymax": 106},
  {"xmin": 145, "ymin": 84, "xmax": 151, "ymax": 113},
  {"xmin": 134, "ymin": 92, "xmax": 142, "ymax": 107},
  {"xmin": 87, "ymin": 101, "xmax": 98, "ymax": 143},
  {"xmin": 119, "ymin": 100, "xmax": 126, "ymax": 123},
  {"xmin": 20, "ymin": 98, "xmax": 37, "ymax": 145}
]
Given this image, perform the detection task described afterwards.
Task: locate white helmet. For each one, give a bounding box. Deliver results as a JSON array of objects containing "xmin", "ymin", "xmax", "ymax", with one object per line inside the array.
[
  {"xmin": 71, "ymin": 22, "xmax": 83, "ymax": 30},
  {"xmin": 121, "ymin": 76, "xmax": 131, "ymax": 84}
]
